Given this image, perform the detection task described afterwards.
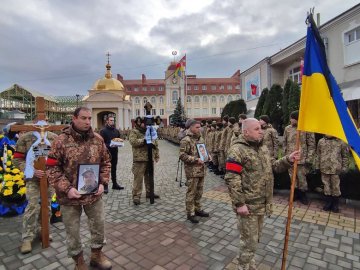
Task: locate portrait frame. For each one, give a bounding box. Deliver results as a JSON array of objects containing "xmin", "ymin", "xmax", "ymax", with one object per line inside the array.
[
  {"xmin": 77, "ymin": 164, "xmax": 100, "ymax": 195},
  {"xmin": 196, "ymin": 143, "xmax": 209, "ymax": 163}
]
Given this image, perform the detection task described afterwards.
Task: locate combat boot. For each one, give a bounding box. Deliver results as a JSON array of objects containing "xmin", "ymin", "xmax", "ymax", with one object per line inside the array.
[
  {"xmin": 195, "ymin": 210, "xmax": 210, "ymax": 217},
  {"xmin": 133, "ymin": 198, "xmax": 140, "ymax": 205},
  {"xmin": 72, "ymin": 251, "xmax": 88, "ymax": 270},
  {"xmin": 332, "ymin": 196, "xmax": 340, "ymax": 213},
  {"xmin": 322, "ymin": 195, "xmax": 332, "ymax": 211},
  {"xmin": 146, "ymin": 193, "xmax": 160, "ymax": 199},
  {"xmin": 299, "ymin": 191, "xmax": 309, "ymax": 205},
  {"xmin": 187, "ymin": 214, "xmax": 199, "ymax": 224},
  {"xmin": 90, "ymin": 247, "xmax": 112, "ymax": 270},
  {"xmin": 20, "ymin": 240, "xmax": 32, "ymax": 254}
]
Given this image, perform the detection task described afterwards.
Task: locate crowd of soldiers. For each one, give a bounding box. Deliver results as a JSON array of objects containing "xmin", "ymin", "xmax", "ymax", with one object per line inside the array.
[{"xmin": 160, "ymin": 110, "xmax": 350, "ymax": 213}]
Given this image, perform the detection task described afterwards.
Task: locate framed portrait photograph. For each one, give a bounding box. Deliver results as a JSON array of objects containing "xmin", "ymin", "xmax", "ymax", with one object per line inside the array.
[
  {"xmin": 196, "ymin": 143, "xmax": 209, "ymax": 163},
  {"xmin": 77, "ymin": 164, "xmax": 100, "ymax": 195}
]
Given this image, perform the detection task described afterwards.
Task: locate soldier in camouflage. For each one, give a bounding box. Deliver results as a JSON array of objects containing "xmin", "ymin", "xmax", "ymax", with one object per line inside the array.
[
  {"xmin": 283, "ymin": 111, "xmax": 315, "ymax": 205},
  {"xmin": 225, "ymin": 117, "xmax": 237, "ymax": 155},
  {"xmin": 316, "ymin": 135, "xmax": 349, "ymax": 212},
  {"xmin": 225, "ymin": 118, "xmax": 300, "ymax": 270},
  {"xmin": 129, "ymin": 117, "xmax": 160, "ymax": 205},
  {"xmin": 13, "ymin": 125, "xmax": 58, "ymax": 254},
  {"xmin": 231, "ymin": 114, "xmax": 247, "ymax": 143},
  {"xmin": 218, "ymin": 115, "xmax": 229, "ymax": 176},
  {"xmin": 46, "ymin": 107, "xmax": 112, "ymax": 270},
  {"xmin": 179, "ymin": 119, "xmax": 210, "ymax": 224},
  {"xmin": 259, "ymin": 115, "xmax": 279, "ymax": 159}
]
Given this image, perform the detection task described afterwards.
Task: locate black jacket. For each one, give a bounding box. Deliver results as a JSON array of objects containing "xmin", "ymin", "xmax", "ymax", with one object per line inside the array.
[{"xmin": 100, "ymin": 126, "xmax": 120, "ymax": 153}]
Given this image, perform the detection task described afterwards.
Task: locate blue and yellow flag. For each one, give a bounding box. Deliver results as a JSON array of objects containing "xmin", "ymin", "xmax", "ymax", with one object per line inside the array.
[{"xmin": 298, "ymin": 14, "xmax": 360, "ymax": 170}]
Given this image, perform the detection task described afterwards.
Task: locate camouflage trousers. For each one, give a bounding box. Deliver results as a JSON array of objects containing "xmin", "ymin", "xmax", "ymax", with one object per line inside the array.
[
  {"xmin": 288, "ymin": 165, "xmax": 309, "ymax": 191},
  {"xmin": 185, "ymin": 177, "xmax": 204, "ymax": 215},
  {"xmin": 132, "ymin": 161, "xmax": 151, "ymax": 200},
  {"xmin": 218, "ymin": 150, "xmax": 226, "ymax": 171},
  {"xmin": 22, "ymin": 179, "xmax": 54, "ymax": 241},
  {"xmin": 61, "ymin": 198, "xmax": 105, "ymax": 257},
  {"xmin": 212, "ymin": 152, "xmax": 219, "ymax": 167},
  {"xmin": 321, "ymin": 173, "xmax": 341, "ymax": 196},
  {"xmin": 237, "ymin": 214, "xmax": 264, "ymax": 270}
]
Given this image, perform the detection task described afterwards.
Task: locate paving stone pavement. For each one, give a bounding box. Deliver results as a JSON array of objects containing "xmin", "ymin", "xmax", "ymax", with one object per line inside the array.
[{"xmin": 1, "ymin": 140, "xmax": 360, "ymax": 270}]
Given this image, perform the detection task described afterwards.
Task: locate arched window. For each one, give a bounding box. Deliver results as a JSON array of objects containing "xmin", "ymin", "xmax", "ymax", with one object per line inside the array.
[
  {"xmin": 172, "ymin": 90, "xmax": 178, "ymax": 104},
  {"xmin": 187, "ymin": 96, "xmax": 192, "ymax": 103},
  {"xmin": 194, "ymin": 96, "xmax": 200, "ymax": 103},
  {"xmin": 211, "ymin": 96, "xmax": 217, "ymax": 103},
  {"xmin": 220, "ymin": 95, "xmax": 225, "ymax": 102},
  {"xmin": 151, "ymin": 96, "xmax": 156, "ymax": 104},
  {"xmin": 159, "ymin": 96, "xmax": 164, "ymax": 104},
  {"xmin": 227, "ymin": 95, "xmax": 233, "ymax": 102},
  {"xmin": 235, "ymin": 94, "xmax": 240, "ymax": 100},
  {"xmin": 202, "ymin": 96, "xmax": 208, "ymax": 103},
  {"xmin": 135, "ymin": 97, "xmax": 140, "ymax": 104}
]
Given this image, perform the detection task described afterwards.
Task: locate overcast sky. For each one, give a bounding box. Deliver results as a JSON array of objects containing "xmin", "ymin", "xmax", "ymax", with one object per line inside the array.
[{"xmin": 0, "ymin": 0, "xmax": 358, "ymax": 96}]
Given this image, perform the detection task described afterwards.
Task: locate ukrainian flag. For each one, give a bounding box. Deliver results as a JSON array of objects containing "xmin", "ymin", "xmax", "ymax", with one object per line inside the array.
[{"xmin": 298, "ymin": 14, "xmax": 360, "ymax": 170}]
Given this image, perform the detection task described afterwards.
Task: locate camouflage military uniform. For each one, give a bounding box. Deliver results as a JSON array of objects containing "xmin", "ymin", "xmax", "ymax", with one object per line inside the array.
[
  {"xmin": 13, "ymin": 131, "xmax": 58, "ymax": 242},
  {"xmin": 225, "ymin": 124, "xmax": 235, "ymax": 155},
  {"xmin": 316, "ymin": 137, "xmax": 349, "ymax": 196},
  {"xmin": 225, "ymin": 134, "xmax": 292, "ymax": 270},
  {"xmin": 179, "ymin": 130, "xmax": 206, "ymax": 216},
  {"xmin": 283, "ymin": 124, "xmax": 315, "ymax": 191},
  {"xmin": 218, "ymin": 124, "xmax": 230, "ymax": 172},
  {"xmin": 212, "ymin": 126, "xmax": 222, "ymax": 168},
  {"xmin": 129, "ymin": 126, "xmax": 159, "ymax": 202},
  {"xmin": 261, "ymin": 123, "xmax": 279, "ymax": 159},
  {"xmin": 46, "ymin": 125, "xmax": 111, "ymax": 257}
]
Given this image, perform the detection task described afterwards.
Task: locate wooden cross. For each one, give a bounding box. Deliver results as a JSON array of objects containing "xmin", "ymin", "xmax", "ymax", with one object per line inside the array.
[{"xmin": 10, "ymin": 97, "xmax": 67, "ymax": 248}]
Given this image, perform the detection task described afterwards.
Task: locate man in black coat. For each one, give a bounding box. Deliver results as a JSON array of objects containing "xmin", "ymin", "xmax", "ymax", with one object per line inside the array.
[{"xmin": 100, "ymin": 116, "xmax": 124, "ymax": 193}]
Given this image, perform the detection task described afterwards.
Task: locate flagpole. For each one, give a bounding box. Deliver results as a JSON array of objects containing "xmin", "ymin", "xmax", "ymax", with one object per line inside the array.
[{"xmin": 281, "ymin": 130, "xmax": 301, "ymax": 270}]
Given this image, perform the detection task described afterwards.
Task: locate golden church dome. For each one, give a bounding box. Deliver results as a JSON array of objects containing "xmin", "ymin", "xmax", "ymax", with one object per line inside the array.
[{"xmin": 92, "ymin": 60, "xmax": 124, "ymax": 91}]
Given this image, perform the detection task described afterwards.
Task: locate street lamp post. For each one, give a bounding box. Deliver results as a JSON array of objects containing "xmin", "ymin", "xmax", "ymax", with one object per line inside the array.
[{"xmin": 76, "ymin": 94, "xmax": 80, "ymax": 108}]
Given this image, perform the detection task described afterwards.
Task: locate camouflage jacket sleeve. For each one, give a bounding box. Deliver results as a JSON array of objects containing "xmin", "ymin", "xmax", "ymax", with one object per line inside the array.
[
  {"xmin": 271, "ymin": 128, "xmax": 279, "ymax": 159},
  {"xmin": 283, "ymin": 127, "xmax": 288, "ymax": 155},
  {"xmin": 47, "ymin": 138, "xmax": 73, "ymax": 195},
  {"xmin": 129, "ymin": 129, "xmax": 145, "ymax": 147},
  {"xmin": 219, "ymin": 127, "xmax": 229, "ymax": 150},
  {"xmin": 179, "ymin": 138, "xmax": 197, "ymax": 164},
  {"xmin": 315, "ymin": 140, "xmax": 322, "ymax": 169},
  {"xmin": 224, "ymin": 145, "xmax": 245, "ymax": 208},
  {"xmin": 305, "ymin": 132, "xmax": 316, "ymax": 163},
  {"xmin": 98, "ymin": 138, "xmax": 111, "ymax": 185},
  {"xmin": 272, "ymin": 155, "xmax": 292, "ymax": 174},
  {"xmin": 341, "ymin": 142, "xmax": 349, "ymax": 171}
]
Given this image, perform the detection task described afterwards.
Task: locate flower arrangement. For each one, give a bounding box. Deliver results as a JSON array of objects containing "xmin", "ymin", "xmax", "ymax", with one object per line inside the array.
[{"xmin": 0, "ymin": 146, "xmax": 28, "ymax": 216}]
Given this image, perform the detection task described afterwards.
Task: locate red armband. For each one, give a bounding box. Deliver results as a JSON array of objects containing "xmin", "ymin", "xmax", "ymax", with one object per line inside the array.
[
  {"xmin": 226, "ymin": 161, "xmax": 243, "ymax": 174},
  {"xmin": 46, "ymin": 157, "xmax": 58, "ymax": 166},
  {"xmin": 13, "ymin": 152, "xmax": 25, "ymax": 159}
]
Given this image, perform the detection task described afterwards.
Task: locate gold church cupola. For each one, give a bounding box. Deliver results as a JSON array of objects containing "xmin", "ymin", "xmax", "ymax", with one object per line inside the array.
[{"xmin": 92, "ymin": 52, "xmax": 124, "ymax": 91}]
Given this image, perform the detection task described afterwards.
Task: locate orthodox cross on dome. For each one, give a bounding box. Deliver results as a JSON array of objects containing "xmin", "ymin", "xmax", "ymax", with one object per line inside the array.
[{"xmin": 105, "ymin": 52, "xmax": 112, "ymax": 79}]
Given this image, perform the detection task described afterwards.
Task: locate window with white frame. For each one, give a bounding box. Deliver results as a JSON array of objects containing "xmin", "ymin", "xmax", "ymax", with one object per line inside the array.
[
  {"xmin": 227, "ymin": 95, "xmax": 233, "ymax": 102},
  {"xmin": 134, "ymin": 87, "xmax": 139, "ymax": 92},
  {"xmin": 219, "ymin": 85, "xmax": 225, "ymax": 90},
  {"xmin": 194, "ymin": 108, "xmax": 200, "ymax": 116},
  {"xmin": 194, "ymin": 85, "xmax": 199, "ymax": 90},
  {"xmin": 187, "ymin": 96, "xmax": 192, "ymax": 103},
  {"xmin": 194, "ymin": 96, "xmax": 200, "ymax": 103},
  {"xmin": 135, "ymin": 97, "xmax": 140, "ymax": 104},
  {"xmin": 211, "ymin": 96, "xmax": 217, "ymax": 103},
  {"xmin": 159, "ymin": 96, "xmax": 164, "ymax": 104},
  {"xmin": 187, "ymin": 85, "xmax": 191, "ymax": 91},
  {"xmin": 289, "ymin": 67, "xmax": 301, "ymax": 84},
  {"xmin": 135, "ymin": 109, "xmax": 140, "ymax": 116},
  {"xmin": 159, "ymin": 86, "xmax": 164, "ymax": 91},
  {"xmin": 202, "ymin": 85, "xmax": 207, "ymax": 90},
  {"xmin": 150, "ymin": 86, "xmax": 155, "ymax": 91},
  {"xmin": 143, "ymin": 97, "xmax": 147, "ymax": 104},
  {"xmin": 203, "ymin": 96, "xmax": 208, "ymax": 103},
  {"xmin": 143, "ymin": 87, "xmax": 147, "ymax": 91},
  {"xmin": 151, "ymin": 97, "xmax": 156, "ymax": 104},
  {"xmin": 211, "ymin": 108, "xmax": 217, "ymax": 115},
  {"xmin": 220, "ymin": 107, "xmax": 223, "ymax": 113},
  {"xmin": 235, "ymin": 94, "xmax": 240, "ymax": 100},
  {"xmin": 160, "ymin": 109, "xmax": 164, "ymax": 115},
  {"xmin": 220, "ymin": 95, "xmax": 225, "ymax": 102},
  {"xmin": 227, "ymin": 84, "xmax": 233, "ymax": 90},
  {"xmin": 152, "ymin": 109, "xmax": 156, "ymax": 115},
  {"xmin": 344, "ymin": 26, "xmax": 360, "ymax": 66},
  {"xmin": 203, "ymin": 108, "xmax": 208, "ymax": 115},
  {"xmin": 211, "ymin": 85, "xmax": 216, "ymax": 90},
  {"xmin": 172, "ymin": 90, "xmax": 178, "ymax": 104},
  {"xmin": 187, "ymin": 108, "xmax": 192, "ymax": 116}
]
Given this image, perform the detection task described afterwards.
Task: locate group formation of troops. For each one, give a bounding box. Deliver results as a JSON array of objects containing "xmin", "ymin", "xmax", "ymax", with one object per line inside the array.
[{"xmin": 6, "ymin": 105, "xmax": 351, "ymax": 270}]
